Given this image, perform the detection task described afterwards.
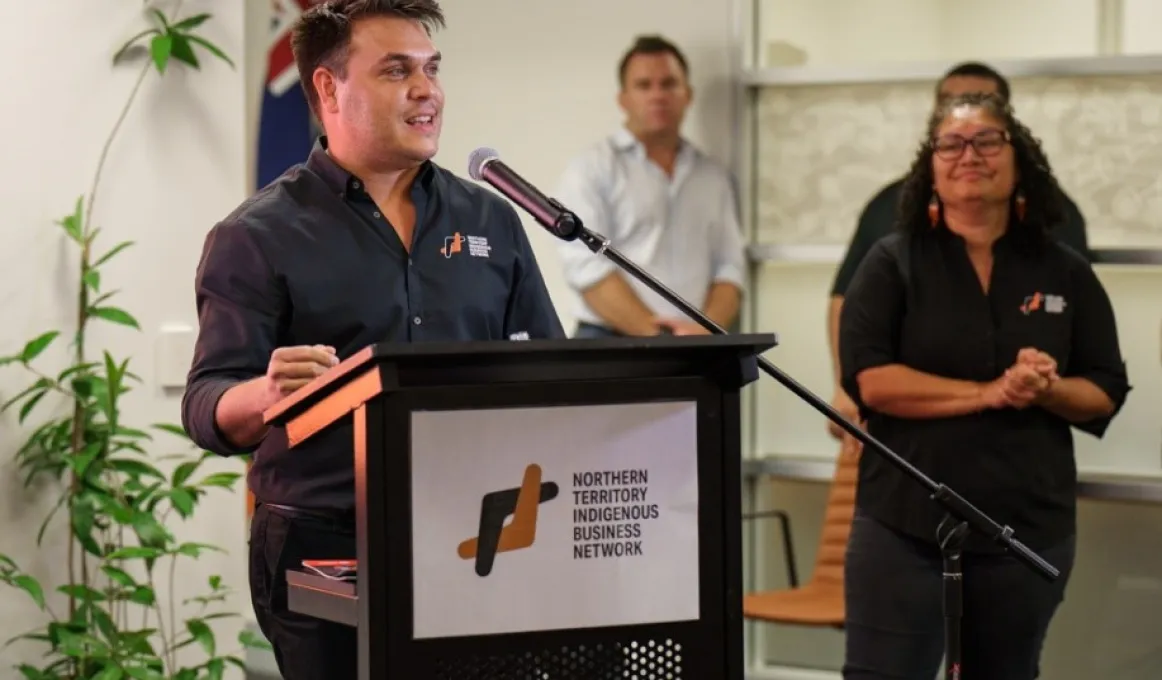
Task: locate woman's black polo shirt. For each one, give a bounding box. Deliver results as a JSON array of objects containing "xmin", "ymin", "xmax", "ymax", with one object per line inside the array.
[{"xmin": 839, "ymin": 227, "xmax": 1131, "ymax": 552}]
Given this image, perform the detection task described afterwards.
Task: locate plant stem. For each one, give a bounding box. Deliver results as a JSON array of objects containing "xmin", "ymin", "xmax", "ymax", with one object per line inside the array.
[
  {"xmin": 82, "ymin": 61, "xmax": 151, "ymax": 242},
  {"xmin": 68, "ymin": 53, "xmax": 152, "ymax": 680}
]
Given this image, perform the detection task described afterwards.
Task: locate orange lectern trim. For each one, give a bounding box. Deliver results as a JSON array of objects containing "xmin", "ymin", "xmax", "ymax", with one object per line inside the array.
[
  {"xmin": 284, "ymin": 365, "xmax": 384, "ymax": 448},
  {"xmin": 456, "ymin": 463, "xmax": 544, "ymax": 558}
]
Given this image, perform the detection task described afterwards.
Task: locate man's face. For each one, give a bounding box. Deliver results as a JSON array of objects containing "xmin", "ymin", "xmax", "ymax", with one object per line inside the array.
[
  {"xmin": 316, "ymin": 15, "xmax": 444, "ymax": 170},
  {"xmin": 618, "ymin": 52, "xmax": 692, "ymax": 138},
  {"xmin": 935, "ymin": 75, "xmax": 1000, "ymax": 109}
]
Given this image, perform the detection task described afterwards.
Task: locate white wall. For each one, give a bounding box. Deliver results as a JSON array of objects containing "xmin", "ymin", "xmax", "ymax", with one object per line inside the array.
[
  {"xmin": 755, "ymin": 0, "xmax": 1102, "ymax": 67},
  {"xmin": 0, "ymin": 0, "xmax": 248, "ymax": 675}
]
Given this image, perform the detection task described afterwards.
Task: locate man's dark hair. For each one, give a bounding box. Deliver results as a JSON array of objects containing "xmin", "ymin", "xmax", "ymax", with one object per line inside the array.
[
  {"xmin": 897, "ymin": 92, "xmax": 1064, "ymax": 252},
  {"xmin": 617, "ymin": 35, "xmax": 689, "ymax": 88},
  {"xmin": 937, "ymin": 61, "xmax": 1012, "ymax": 103},
  {"xmin": 291, "ymin": 0, "xmax": 446, "ymax": 119}
]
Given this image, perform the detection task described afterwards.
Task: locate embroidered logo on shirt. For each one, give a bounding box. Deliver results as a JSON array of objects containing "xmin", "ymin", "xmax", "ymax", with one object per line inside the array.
[
  {"xmin": 1020, "ymin": 292, "xmax": 1066, "ymax": 315},
  {"xmin": 509, "ymin": 331, "xmax": 530, "ymax": 341},
  {"xmin": 1019, "ymin": 293, "xmax": 1042, "ymax": 314},
  {"xmin": 441, "ymin": 232, "xmax": 464, "ymax": 258},
  {"xmin": 440, "ymin": 232, "xmax": 491, "ymax": 259},
  {"xmin": 466, "ymin": 235, "xmax": 491, "ymax": 258}
]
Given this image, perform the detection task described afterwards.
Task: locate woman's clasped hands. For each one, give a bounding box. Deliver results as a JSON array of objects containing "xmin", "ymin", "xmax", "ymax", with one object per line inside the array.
[{"xmin": 982, "ymin": 347, "xmax": 1059, "ymax": 410}]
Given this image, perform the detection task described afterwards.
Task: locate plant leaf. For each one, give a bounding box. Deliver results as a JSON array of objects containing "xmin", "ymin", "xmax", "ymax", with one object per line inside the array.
[
  {"xmin": 108, "ymin": 458, "xmax": 166, "ymax": 480},
  {"xmin": 196, "ymin": 472, "xmax": 241, "ymax": 489},
  {"xmin": 150, "ymin": 33, "xmax": 174, "ymax": 74},
  {"xmin": 152, "ymin": 422, "xmax": 189, "ymax": 439},
  {"xmin": 89, "ymin": 306, "xmax": 140, "ymax": 329},
  {"xmin": 18, "ymin": 390, "xmax": 50, "ymax": 424},
  {"xmin": 1, "ymin": 377, "xmax": 54, "ymax": 412},
  {"xmin": 10, "ymin": 574, "xmax": 45, "ymax": 610},
  {"xmin": 113, "ymin": 28, "xmax": 160, "ymax": 64},
  {"xmin": 93, "ymin": 241, "xmax": 134, "ymax": 268},
  {"xmin": 105, "ymin": 546, "xmax": 164, "ymax": 561},
  {"xmin": 21, "ymin": 331, "xmax": 60, "ymax": 363},
  {"xmin": 83, "ymin": 268, "xmax": 101, "ymax": 292},
  {"xmin": 100, "ymin": 565, "xmax": 136, "ymax": 588},
  {"xmin": 172, "ymin": 13, "xmax": 212, "ymax": 31},
  {"xmin": 171, "ymin": 460, "xmax": 200, "ymax": 487},
  {"xmin": 238, "ymin": 628, "xmax": 272, "ymax": 650},
  {"xmin": 186, "ymin": 619, "xmax": 215, "ymax": 656},
  {"xmin": 57, "ymin": 196, "xmax": 84, "ymax": 243},
  {"xmin": 169, "ymin": 488, "xmax": 195, "ymax": 517},
  {"xmin": 186, "ymin": 35, "xmax": 235, "ymax": 68},
  {"xmin": 169, "ymin": 34, "xmax": 199, "ymax": 69},
  {"xmin": 174, "ymin": 542, "xmax": 223, "ymax": 558},
  {"xmin": 94, "ymin": 665, "xmax": 124, "ymax": 680}
]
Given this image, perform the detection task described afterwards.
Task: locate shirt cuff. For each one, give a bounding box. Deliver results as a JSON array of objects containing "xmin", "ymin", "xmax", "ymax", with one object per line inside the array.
[
  {"xmin": 564, "ymin": 256, "xmax": 618, "ymax": 292},
  {"xmin": 711, "ymin": 265, "xmax": 747, "ymax": 291},
  {"xmin": 183, "ymin": 377, "xmax": 261, "ymax": 457}
]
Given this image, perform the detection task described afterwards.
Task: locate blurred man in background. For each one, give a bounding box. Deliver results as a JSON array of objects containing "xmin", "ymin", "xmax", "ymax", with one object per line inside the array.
[
  {"xmin": 553, "ymin": 35, "xmax": 747, "ymax": 337},
  {"xmin": 825, "ymin": 61, "xmax": 1092, "ymax": 439}
]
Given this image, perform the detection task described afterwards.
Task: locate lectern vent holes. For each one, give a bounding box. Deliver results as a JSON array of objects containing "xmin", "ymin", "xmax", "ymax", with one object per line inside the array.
[{"xmin": 432, "ymin": 639, "xmax": 684, "ymax": 679}]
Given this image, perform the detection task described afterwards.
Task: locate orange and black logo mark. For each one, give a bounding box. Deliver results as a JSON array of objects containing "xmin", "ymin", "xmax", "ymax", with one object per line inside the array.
[
  {"xmin": 457, "ymin": 464, "xmax": 559, "ymax": 577},
  {"xmin": 1020, "ymin": 292, "xmax": 1043, "ymax": 315},
  {"xmin": 441, "ymin": 232, "xmax": 465, "ymax": 258}
]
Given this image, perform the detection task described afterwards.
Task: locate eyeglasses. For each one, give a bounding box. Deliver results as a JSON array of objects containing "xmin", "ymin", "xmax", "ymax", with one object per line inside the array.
[{"xmin": 931, "ymin": 129, "xmax": 1010, "ymax": 160}]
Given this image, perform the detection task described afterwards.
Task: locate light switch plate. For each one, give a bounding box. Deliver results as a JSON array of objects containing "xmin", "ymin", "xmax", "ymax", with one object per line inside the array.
[{"xmin": 156, "ymin": 324, "xmax": 195, "ymax": 390}]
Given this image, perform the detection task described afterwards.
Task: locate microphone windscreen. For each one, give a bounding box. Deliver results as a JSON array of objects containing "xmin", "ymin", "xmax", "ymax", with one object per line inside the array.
[{"xmin": 467, "ymin": 147, "xmax": 500, "ymax": 181}]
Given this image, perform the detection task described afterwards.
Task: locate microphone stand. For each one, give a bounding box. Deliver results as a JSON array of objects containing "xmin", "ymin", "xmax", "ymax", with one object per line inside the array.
[{"xmin": 560, "ymin": 212, "xmax": 1059, "ymax": 680}]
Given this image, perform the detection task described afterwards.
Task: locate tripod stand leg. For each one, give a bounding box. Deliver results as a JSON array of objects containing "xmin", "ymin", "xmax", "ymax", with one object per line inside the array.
[{"xmin": 938, "ymin": 514, "xmax": 969, "ymax": 680}]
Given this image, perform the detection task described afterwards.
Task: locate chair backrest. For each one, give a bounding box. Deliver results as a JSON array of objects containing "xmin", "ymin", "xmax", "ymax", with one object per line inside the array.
[{"xmin": 806, "ymin": 436, "xmax": 861, "ymax": 588}]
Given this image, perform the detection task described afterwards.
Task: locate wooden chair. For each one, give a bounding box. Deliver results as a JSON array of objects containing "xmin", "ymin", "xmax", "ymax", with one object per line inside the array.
[{"xmin": 742, "ymin": 437, "xmax": 861, "ymax": 628}]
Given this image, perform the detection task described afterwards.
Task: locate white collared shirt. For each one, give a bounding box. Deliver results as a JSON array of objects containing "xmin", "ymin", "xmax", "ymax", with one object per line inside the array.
[{"xmin": 553, "ymin": 128, "xmax": 747, "ymax": 327}]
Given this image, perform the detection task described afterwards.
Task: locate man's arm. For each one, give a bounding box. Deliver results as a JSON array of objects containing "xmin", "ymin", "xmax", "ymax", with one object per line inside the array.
[
  {"xmin": 827, "ymin": 189, "xmax": 894, "ymax": 435},
  {"xmin": 554, "ymin": 154, "xmax": 659, "ymax": 336},
  {"xmin": 182, "ymin": 221, "xmax": 285, "ymax": 455},
  {"xmin": 704, "ymin": 177, "xmax": 747, "ymax": 328},
  {"xmin": 659, "ymin": 174, "xmax": 747, "ymax": 335}
]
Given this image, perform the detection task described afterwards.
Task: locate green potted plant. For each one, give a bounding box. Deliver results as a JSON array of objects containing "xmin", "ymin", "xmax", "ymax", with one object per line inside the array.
[{"xmin": 0, "ymin": 7, "xmax": 268, "ymax": 679}]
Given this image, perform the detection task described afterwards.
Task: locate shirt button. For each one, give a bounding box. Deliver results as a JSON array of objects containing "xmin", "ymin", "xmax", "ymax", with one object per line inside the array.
[
  {"xmin": 413, "ymin": 316, "xmax": 422, "ymax": 325},
  {"xmin": 352, "ymin": 180, "xmax": 361, "ymax": 189},
  {"xmin": 373, "ymin": 211, "xmax": 381, "ymax": 218}
]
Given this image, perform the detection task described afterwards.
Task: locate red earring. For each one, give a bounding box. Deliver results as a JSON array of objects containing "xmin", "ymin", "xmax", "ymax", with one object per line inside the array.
[
  {"xmin": 1015, "ymin": 191, "xmax": 1027, "ymax": 222},
  {"xmin": 928, "ymin": 195, "xmax": 940, "ymax": 227}
]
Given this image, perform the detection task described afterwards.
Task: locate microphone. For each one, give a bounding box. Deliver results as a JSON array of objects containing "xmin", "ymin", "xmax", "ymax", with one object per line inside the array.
[{"xmin": 467, "ymin": 147, "xmax": 582, "ymax": 241}]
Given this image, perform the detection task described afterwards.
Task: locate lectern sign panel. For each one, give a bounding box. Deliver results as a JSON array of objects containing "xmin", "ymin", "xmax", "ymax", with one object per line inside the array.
[{"xmin": 409, "ymin": 400, "xmax": 701, "ymax": 640}]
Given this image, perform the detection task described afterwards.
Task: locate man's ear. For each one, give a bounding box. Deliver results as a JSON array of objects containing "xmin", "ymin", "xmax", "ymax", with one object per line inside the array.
[{"xmin": 313, "ymin": 68, "xmax": 341, "ymax": 116}]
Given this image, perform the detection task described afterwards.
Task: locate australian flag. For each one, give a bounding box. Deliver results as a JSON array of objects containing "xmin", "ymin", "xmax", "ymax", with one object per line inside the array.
[{"xmin": 256, "ymin": 0, "xmax": 322, "ymax": 190}]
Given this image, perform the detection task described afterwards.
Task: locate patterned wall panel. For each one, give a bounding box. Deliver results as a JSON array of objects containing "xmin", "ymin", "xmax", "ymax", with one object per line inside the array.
[{"xmin": 755, "ymin": 74, "xmax": 1162, "ymax": 247}]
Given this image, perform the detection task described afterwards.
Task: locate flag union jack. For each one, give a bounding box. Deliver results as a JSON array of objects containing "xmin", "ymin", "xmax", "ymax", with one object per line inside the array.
[{"xmin": 256, "ymin": 0, "xmax": 323, "ymax": 189}]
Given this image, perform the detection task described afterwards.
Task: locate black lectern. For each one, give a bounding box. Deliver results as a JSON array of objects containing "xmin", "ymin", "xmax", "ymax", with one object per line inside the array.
[{"xmin": 263, "ymin": 334, "xmax": 776, "ymax": 679}]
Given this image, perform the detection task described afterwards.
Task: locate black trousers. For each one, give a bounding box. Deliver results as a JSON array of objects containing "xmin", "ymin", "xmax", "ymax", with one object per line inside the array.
[
  {"xmin": 843, "ymin": 510, "xmax": 1075, "ymax": 680},
  {"xmin": 249, "ymin": 503, "xmax": 358, "ymax": 680}
]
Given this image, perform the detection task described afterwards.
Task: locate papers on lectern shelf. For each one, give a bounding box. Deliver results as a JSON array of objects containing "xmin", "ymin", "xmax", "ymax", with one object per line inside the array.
[{"xmin": 302, "ymin": 559, "xmax": 357, "ymax": 581}]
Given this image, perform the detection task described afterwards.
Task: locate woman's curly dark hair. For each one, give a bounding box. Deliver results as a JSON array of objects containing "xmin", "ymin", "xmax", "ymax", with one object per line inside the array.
[{"xmin": 896, "ymin": 92, "xmax": 1065, "ymax": 252}]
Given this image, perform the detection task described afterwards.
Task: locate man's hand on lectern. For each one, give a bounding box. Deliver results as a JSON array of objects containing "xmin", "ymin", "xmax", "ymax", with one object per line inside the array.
[{"xmin": 265, "ymin": 345, "xmax": 339, "ymax": 397}]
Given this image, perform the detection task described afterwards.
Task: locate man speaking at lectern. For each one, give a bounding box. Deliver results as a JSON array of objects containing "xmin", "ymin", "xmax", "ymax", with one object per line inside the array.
[{"xmin": 181, "ymin": 1, "xmax": 564, "ymax": 678}]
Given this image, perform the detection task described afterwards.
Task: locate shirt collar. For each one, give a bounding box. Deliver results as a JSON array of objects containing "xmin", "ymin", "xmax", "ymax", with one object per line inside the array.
[
  {"xmin": 307, "ymin": 136, "xmax": 436, "ymax": 198},
  {"xmin": 609, "ymin": 127, "xmax": 700, "ymax": 170}
]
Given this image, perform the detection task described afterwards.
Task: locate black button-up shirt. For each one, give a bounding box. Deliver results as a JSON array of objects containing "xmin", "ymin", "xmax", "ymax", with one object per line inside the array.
[
  {"xmin": 839, "ymin": 228, "xmax": 1130, "ymax": 551},
  {"xmin": 182, "ymin": 139, "xmax": 565, "ymax": 511}
]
